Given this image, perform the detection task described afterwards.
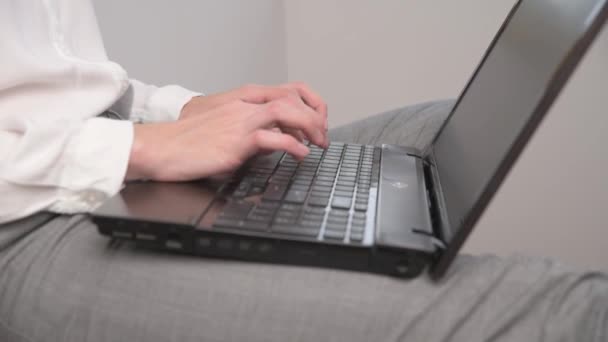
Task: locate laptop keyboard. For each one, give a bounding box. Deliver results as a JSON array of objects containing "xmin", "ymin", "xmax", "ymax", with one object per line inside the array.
[{"xmin": 213, "ymin": 142, "xmax": 381, "ymax": 243}]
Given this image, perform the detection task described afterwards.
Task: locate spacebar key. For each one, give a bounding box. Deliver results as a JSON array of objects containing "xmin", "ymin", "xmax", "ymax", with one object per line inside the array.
[{"xmin": 272, "ymin": 225, "xmax": 319, "ymax": 237}]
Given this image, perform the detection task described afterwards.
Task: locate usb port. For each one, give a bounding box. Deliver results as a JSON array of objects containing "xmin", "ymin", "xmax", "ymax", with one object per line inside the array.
[
  {"xmin": 112, "ymin": 231, "xmax": 132, "ymax": 239},
  {"xmin": 135, "ymin": 232, "xmax": 156, "ymax": 241}
]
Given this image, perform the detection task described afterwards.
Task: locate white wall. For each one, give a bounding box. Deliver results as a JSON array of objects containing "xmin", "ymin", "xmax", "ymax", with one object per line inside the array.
[
  {"xmin": 285, "ymin": 0, "xmax": 516, "ymax": 127},
  {"xmin": 93, "ymin": 0, "xmax": 287, "ymax": 94}
]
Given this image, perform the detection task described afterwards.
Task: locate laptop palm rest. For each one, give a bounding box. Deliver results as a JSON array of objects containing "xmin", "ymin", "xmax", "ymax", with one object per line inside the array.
[{"xmin": 375, "ymin": 145, "xmax": 435, "ymax": 253}]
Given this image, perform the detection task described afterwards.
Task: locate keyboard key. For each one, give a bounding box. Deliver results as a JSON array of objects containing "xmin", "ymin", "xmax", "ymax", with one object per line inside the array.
[
  {"xmin": 232, "ymin": 179, "xmax": 251, "ymax": 197},
  {"xmin": 274, "ymin": 216, "xmax": 297, "ymax": 225},
  {"xmin": 353, "ymin": 212, "xmax": 366, "ymax": 220},
  {"xmin": 339, "ymin": 171, "xmax": 357, "ymax": 177},
  {"xmin": 310, "ymin": 192, "xmax": 331, "ymax": 199},
  {"xmin": 334, "ymin": 189, "xmax": 353, "ymax": 196},
  {"xmin": 279, "ymin": 203, "xmax": 302, "ymax": 212},
  {"xmin": 324, "ymin": 230, "xmax": 345, "ymax": 240},
  {"xmin": 269, "ymin": 176, "xmax": 290, "ymax": 185},
  {"xmin": 327, "ymin": 216, "xmax": 348, "ymax": 225},
  {"xmin": 290, "ymin": 183, "xmax": 311, "ymax": 191},
  {"xmin": 301, "ymin": 212, "xmax": 324, "ymax": 221},
  {"xmin": 276, "ymin": 209, "xmax": 299, "ymax": 217},
  {"xmin": 252, "ymin": 175, "xmax": 270, "ymax": 186},
  {"xmin": 214, "ymin": 217, "xmax": 245, "ymax": 228},
  {"xmin": 242, "ymin": 220, "xmax": 270, "ymax": 231},
  {"xmin": 351, "ymin": 224, "xmax": 366, "ymax": 235},
  {"xmin": 304, "ymin": 206, "xmax": 326, "ymax": 214},
  {"xmin": 258, "ymin": 201, "xmax": 280, "ymax": 210},
  {"xmin": 331, "ymin": 196, "xmax": 352, "ymax": 209},
  {"xmin": 337, "ymin": 181, "xmax": 355, "ymax": 188},
  {"xmin": 221, "ymin": 200, "xmax": 254, "ymax": 219},
  {"xmin": 300, "ymin": 219, "xmax": 323, "ymax": 228},
  {"xmin": 355, "ymin": 202, "xmax": 368, "ymax": 211},
  {"xmin": 247, "ymin": 213, "xmax": 273, "ymax": 223},
  {"xmin": 248, "ymin": 185, "xmax": 265, "ymax": 196},
  {"xmin": 350, "ymin": 232, "xmax": 364, "ymax": 242},
  {"xmin": 295, "ymin": 170, "xmax": 316, "ymax": 176},
  {"xmin": 352, "ymin": 218, "xmax": 366, "ymax": 228},
  {"xmin": 356, "ymin": 196, "xmax": 369, "ymax": 204},
  {"xmin": 284, "ymin": 190, "xmax": 308, "ymax": 203},
  {"xmin": 317, "ymin": 171, "xmax": 337, "ymax": 178},
  {"xmin": 293, "ymin": 179, "xmax": 313, "ymax": 186},
  {"xmin": 251, "ymin": 151, "xmax": 283, "ymax": 169},
  {"xmin": 312, "ymin": 184, "xmax": 331, "ymax": 191},
  {"xmin": 262, "ymin": 184, "xmax": 287, "ymax": 201},
  {"xmin": 329, "ymin": 209, "xmax": 349, "ymax": 217},
  {"xmin": 272, "ymin": 225, "xmax": 319, "ymax": 237},
  {"xmin": 308, "ymin": 196, "xmax": 330, "ymax": 207},
  {"xmin": 313, "ymin": 181, "xmax": 335, "ymax": 188}
]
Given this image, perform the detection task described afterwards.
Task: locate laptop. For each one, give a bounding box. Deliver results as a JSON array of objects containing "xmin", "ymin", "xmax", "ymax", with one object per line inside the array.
[{"xmin": 92, "ymin": 0, "xmax": 608, "ymax": 279}]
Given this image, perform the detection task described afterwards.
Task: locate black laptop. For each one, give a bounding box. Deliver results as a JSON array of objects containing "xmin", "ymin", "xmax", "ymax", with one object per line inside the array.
[{"xmin": 92, "ymin": 0, "xmax": 608, "ymax": 279}]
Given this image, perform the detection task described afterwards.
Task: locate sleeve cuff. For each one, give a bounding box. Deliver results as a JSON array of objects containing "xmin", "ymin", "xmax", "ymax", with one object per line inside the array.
[
  {"xmin": 47, "ymin": 118, "xmax": 134, "ymax": 214},
  {"xmin": 146, "ymin": 85, "xmax": 201, "ymax": 121}
]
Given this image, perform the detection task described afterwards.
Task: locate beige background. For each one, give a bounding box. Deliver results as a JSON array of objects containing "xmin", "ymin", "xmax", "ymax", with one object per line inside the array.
[{"xmin": 95, "ymin": 0, "xmax": 608, "ymax": 271}]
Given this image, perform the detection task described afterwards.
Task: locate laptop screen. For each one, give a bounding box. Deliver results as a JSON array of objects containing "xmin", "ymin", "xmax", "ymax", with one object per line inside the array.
[{"xmin": 431, "ymin": 0, "xmax": 606, "ymax": 242}]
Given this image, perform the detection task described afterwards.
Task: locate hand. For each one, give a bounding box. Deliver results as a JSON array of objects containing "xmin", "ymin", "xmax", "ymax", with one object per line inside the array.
[
  {"xmin": 126, "ymin": 85, "xmax": 328, "ymax": 181},
  {"xmin": 180, "ymin": 82, "xmax": 328, "ymax": 130}
]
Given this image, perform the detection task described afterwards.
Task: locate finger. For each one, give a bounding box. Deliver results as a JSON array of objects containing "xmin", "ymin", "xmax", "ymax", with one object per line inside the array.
[
  {"xmin": 237, "ymin": 84, "xmax": 295, "ymax": 104},
  {"xmin": 281, "ymin": 82, "xmax": 328, "ymax": 119},
  {"xmin": 251, "ymin": 129, "xmax": 310, "ymax": 160},
  {"xmin": 237, "ymin": 84, "xmax": 328, "ymax": 132},
  {"xmin": 280, "ymin": 127, "xmax": 306, "ymax": 143},
  {"xmin": 253, "ymin": 98, "xmax": 326, "ymax": 147}
]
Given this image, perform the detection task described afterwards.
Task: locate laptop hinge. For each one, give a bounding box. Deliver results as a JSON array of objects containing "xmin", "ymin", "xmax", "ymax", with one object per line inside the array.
[
  {"xmin": 420, "ymin": 154, "xmax": 450, "ymax": 250},
  {"xmin": 391, "ymin": 146, "xmax": 448, "ymax": 251}
]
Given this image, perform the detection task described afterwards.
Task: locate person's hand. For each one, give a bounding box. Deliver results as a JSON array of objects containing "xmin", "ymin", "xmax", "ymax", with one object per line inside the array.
[
  {"xmin": 126, "ymin": 84, "xmax": 328, "ymax": 181},
  {"xmin": 179, "ymin": 83, "xmax": 328, "ymax": 132}
]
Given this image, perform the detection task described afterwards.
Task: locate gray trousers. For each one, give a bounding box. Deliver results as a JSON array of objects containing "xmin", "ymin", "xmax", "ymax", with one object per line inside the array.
[{"xmin": 1, "ymin": 101, "xmax": 606, "ymax": 342}]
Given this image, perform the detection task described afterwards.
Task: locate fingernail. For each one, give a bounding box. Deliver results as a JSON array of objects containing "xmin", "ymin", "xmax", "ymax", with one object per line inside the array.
[
  {"xmin": 300, "ymin": 145, "xmax": 310, "ymax": 159},
  {"xmin": 316, "ymin": 129, "xmax": 325, "ymax": 145}
]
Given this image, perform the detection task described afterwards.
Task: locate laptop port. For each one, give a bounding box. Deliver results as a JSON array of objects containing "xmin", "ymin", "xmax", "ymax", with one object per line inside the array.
[
  {"xmin": 165, "ymin": 232, "xmax": 183, "ymax": 249},
  {"xmin": 135, "ymin": 232, "xmax": 156, "ymax": 241},
  {"xmin": 216, "ymin": 239, "xmax": 233, "ymax": 250},
  {"xmin": 395, "ymin": 260, "xmax": 410, "ymax": 275},
  {"xmin": 198, "ymin": 237, "xmax": 212, "ymax": 248},
  {"xmin": 257, "ymin": 243, "xmax": 272, "ymax": 253},
  {"xmin": 238, "ymin": 240, "xmax": 252, "ymax": 252},
  {"xmin": 112, "ymin": 231, "xmax": 132, "ymax": 239}
]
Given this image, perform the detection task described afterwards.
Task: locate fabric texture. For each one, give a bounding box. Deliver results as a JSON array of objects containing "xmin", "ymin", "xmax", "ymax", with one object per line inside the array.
[
  {"xmin": 0, "ymin": 101, "xmax": 606, "ymax": 342},
  {"xmin": 0, "ymin": 0, "xmax": 200, "ymax": 223}
]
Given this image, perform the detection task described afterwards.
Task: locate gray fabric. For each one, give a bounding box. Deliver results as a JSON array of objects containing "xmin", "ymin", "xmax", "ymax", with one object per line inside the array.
[
  {"xmin": 328, "ymin": 100, "xmax": 454, "ymax": 150},
  {"xmin": 1, "ymin": 100, "xmax": 606, "ymax": 342}
]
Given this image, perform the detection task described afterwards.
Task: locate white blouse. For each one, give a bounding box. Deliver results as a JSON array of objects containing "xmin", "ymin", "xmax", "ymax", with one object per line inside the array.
[{"xmin": 0, "ymin": 0, "xmax": 200, "ymax": 223}]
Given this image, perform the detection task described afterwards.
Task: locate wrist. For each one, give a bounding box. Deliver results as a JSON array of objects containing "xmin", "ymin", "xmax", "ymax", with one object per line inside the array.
[{"xmin": 126, "ymin": 124, "xmax": 150, "ymax": 180}]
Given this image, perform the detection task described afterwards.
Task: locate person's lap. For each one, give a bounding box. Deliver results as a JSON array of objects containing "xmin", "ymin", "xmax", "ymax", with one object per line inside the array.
[{"xmin": 1, "ymin": 101, "xmax": 606, "ymax": 342}]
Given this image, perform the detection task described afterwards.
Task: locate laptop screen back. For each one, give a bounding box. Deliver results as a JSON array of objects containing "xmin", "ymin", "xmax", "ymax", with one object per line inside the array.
[{"xmin": 431, "ymin": 0, "xmax": 607, "ymax": 243}]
